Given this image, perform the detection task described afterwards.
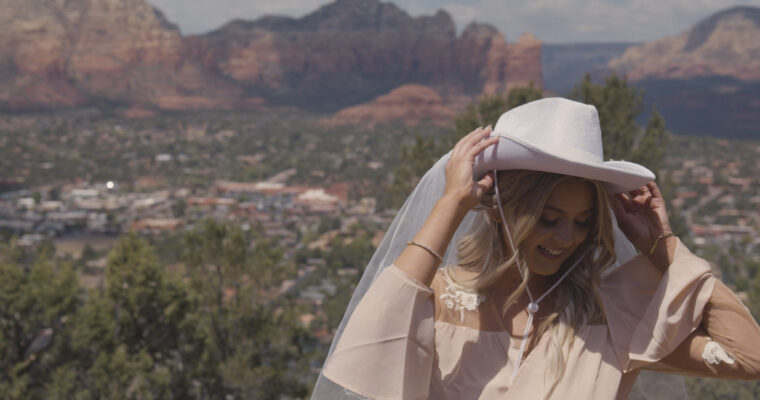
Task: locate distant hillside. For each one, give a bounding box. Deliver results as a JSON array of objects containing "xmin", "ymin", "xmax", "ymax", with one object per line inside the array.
[
  {"xmin": 609, "ymin": 6, "xmax": 760, "ymax": 81},
  {"xmin": 583, "ymin": 6, "xmax": 760, "ymax": 139},
  {"xmin": 636, "ymin": 77, "xmax": 760, "ymax": 140},
  {"xmin": 542, "ymin": 42, "xmax": 635, "ymax": 94},
  {"xmin": 0, "ymin": 0, "xmax": 542, "ymax": 113}
]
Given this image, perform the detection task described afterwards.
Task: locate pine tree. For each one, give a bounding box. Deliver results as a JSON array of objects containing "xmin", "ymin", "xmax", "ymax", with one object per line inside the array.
[
  {"xmin": 63, "ymin": 233, "xmax": 215, "ymax": 399},
  {"xmin": 0, "ymin": 245, "xmax": 78, "ymax": 400},
  {"xmin": 570, "ymin": 74, "xmax": 669, "ymax": 178}
]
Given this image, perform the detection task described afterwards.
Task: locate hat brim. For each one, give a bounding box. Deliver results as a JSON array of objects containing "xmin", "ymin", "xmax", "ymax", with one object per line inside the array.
[{"xmin": 473, "ymin": 135, "xmax": 655, "ymax": 194}]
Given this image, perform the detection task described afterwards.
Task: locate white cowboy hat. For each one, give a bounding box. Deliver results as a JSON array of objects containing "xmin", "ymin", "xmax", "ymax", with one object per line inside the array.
[{"xmin": 474, "ymin": 97, "xmax": 655, "ymax": 194}]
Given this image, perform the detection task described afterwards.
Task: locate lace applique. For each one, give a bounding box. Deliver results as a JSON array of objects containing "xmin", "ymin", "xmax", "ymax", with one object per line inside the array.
[
  {"xmin": 702, "ymin": 338, "xmax": 736, "ymax": 365},
  {"xmin": 439, "ymin": 267, "xmax": 486, "ymax": 323}
]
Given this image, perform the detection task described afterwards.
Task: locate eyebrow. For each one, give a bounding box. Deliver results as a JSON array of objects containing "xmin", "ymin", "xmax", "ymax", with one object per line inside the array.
[{"xmin": 544, "ymin": 205, "xmax": 594, "ymax": 215}]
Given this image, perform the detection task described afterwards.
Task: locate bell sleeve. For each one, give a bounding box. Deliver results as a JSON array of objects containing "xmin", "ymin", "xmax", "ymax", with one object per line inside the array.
[
  {"xmin": 321, "ymin": 264, "xmax": 436, "ymax": 400},
  {"xmin": 600, "ymin": 238, "xmax": 716, "ymax": 371},
  {"xmin": 643, "ymin": 279, "xmax": 760, "ymax": 379}
]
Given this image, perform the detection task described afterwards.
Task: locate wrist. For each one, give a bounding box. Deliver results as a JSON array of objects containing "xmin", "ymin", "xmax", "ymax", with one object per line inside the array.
[
  {"xmin": 437, "ymin": 192, "xmax": 474, "ymax": 220},
  {"xmin": 647, "ymin": 235, "xmax": 678, "ymax": 272},
  {"xmin": 647, "ymin": 232, "xmax": 675, "ymax": 256}
]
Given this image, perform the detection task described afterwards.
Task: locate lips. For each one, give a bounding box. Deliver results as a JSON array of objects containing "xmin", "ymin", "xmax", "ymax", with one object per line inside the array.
[{"xmin": 538, "ymin": 245, "xmax": 566, "ymax": 259}]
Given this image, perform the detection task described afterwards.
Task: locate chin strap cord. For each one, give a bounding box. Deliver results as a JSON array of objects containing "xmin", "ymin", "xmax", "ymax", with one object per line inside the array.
[{"xmin": 493, "ymin": 170, "xmax": 590, "ymax": 386}]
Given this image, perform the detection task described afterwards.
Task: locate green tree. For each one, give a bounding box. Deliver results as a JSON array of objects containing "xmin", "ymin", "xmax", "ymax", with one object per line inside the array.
[
  {"xmin": 506, "ymin": 83, "xmax": 543, "ymax": 111},
  {"xmin": 63, "ymin": 233, "xmax": 215, "ymax": 399},
  {"xmin": 571, "ymin": 74, "xmax": 639, "ymax": 161},
  {"xmin": 0, "ymin": 248, "xmax": 78, "ymax": 399},
  {"xmin": 570, "ymin": 74, "xmax": 669, "ymax": 177},
  {"xmin": 180, "ymin": 220, "xmax": 309, "ymax": 398},
  {"xmin": 632, "ymin": 107, "xmax": 668, "ymax": 175},
  {"xmin": 171, "ymin": 199, "xmax": 186, "ymax": 218}
]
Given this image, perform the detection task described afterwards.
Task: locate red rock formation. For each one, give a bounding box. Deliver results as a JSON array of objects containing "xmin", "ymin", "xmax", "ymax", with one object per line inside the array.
[
  {"xmin": 505, "ymin": 33, "xmax": 543, "ymax": 90},
  {"xmin": 328, "ymin": 84, "xmax": 456, "ymax": 126},
  {"xmin": 608, "ymin": 7, "xmax": 760, "ymax": 81},
  {"xmin": 0, "ymin": 0, "xmax": 543, "ymax": 112},
  {"xmin": 0, "ymin": 0, "xmax": 250, "ymax": 111}
]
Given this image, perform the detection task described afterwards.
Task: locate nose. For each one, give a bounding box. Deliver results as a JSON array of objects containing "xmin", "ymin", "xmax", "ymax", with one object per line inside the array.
[{"xmin": 553, "ymin": 222, "xmax": 574, "ymax": 246}]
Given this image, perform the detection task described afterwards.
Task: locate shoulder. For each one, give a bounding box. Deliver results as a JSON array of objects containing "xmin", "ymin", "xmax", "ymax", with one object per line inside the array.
[{"xmin": 431, "ymin": 265, "xmax": 479, "ymax": 293}]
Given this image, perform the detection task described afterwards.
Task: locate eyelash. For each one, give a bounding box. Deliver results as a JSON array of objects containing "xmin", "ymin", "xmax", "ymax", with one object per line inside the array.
[{"xmin": 540, "ymin": 218, "xmax": 590, "ymax": 228}]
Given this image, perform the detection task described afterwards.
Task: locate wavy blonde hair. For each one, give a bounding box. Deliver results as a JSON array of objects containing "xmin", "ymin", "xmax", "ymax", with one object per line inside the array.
[{"xmin": 452, "ymin": 170, "xmax": 617, "ymax": 397}]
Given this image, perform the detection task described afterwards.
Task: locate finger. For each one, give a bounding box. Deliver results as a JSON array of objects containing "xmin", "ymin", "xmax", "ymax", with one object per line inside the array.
[
  {"xmin": 629, "ymin": 186, "xmax": 648, "ymax": 199},
  {"xmin": 453, "ymin": 127, "xmax": 483, "ymax": 157},
  {"xmin": 615, "ymin": 192, "xmax": 636, "ymax": 213},
  {"xmin": 461, "ymin": 126, "xmax": 491, "ymax": 156},
  {"xmin": 466, "ymin": 132, "xmax": 499, "ymax": 159},
  {"xmin": 647, "ymin": 182, "xmax": 663, "ymax": 199},
  {"xmin": 459, "ymin": 126, "xmax": 484, "ymax": 148},
  {"xmin": 475, "ymin": 171, "xmax": 495, "ymax": 195}
]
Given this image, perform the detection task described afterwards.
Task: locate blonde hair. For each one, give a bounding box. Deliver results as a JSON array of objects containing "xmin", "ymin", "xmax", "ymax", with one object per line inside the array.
[{"xmin": 453, "ymin": 170, "xmax": 616, "ymax": 397}]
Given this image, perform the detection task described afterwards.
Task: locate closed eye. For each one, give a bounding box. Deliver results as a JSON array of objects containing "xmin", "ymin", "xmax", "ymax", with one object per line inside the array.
[{"xmin": 539, "ymin": 217, "xmax": 559, "ymax": 227}]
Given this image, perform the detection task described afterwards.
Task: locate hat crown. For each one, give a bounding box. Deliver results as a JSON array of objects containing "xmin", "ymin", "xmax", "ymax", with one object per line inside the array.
[{"xmin": 493, "ymin": 97, "xmax": 603, "ymax": 162}]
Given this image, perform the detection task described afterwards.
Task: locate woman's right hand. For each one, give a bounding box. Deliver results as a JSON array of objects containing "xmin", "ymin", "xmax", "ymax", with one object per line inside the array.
[{"xmin": 444, "ymin": 126, "xmax": 499, "ymax": 211}]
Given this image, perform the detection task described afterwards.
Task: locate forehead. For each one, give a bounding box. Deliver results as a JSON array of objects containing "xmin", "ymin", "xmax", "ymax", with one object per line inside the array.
[{"xmin": 544, "ymin": 181, "xmax": 595, "ymax": 214}]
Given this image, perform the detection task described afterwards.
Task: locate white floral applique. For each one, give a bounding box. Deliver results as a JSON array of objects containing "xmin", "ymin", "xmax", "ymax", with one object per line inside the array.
[
  {"xmin": 702, "ymin": 338, "xmax": 736, "ymax": 366},
  {"xmin": 439, "ymin": 267, "xmax": 486, "ymax": 323}
]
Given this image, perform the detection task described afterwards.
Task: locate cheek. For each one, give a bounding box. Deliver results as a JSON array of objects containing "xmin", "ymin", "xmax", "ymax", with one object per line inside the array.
[
  {"xmin": 574, "ymin": 228, "xmax": 591, "ymax": 245},
  {"xmin": 529, "ymin": 225, "xmax": 553, "ymax": 240}
]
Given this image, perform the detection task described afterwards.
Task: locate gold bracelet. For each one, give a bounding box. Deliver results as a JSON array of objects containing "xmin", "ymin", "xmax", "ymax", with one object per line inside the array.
[
  {"xmin": 648, "ymin": 232, "xmax": 675, "ymax": 255},
  {"xmin": 407, "ymin": 240, "xmax": 444, "ymax": 263}
]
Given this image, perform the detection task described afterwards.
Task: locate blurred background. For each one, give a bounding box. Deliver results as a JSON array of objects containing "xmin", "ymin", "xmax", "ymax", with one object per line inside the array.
[{"xmin": 0, "ymin": 0, "xmax": 759, "ymax": 398}]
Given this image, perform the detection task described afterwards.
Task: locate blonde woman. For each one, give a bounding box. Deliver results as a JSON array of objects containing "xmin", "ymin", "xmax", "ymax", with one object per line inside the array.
[{"xmin": 312, "ymin": 98, "xmax": 760, "ymax": 399}]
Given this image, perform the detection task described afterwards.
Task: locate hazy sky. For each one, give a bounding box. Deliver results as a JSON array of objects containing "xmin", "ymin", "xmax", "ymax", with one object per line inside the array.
[{"xmin": 145, "ymin": 0, "xmax": 760, "ymax": 43}]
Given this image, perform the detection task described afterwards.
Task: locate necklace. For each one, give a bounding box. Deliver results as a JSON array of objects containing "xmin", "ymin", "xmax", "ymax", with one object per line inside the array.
[{"xmin": 493, "ymin": 171, "xmax": 591, "ymax": 386}]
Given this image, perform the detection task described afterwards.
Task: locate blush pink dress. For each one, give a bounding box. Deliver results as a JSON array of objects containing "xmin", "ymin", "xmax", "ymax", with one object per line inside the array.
[{"xmin": 321, "ymin": 239, "xmax": 719, "ymax": 399}]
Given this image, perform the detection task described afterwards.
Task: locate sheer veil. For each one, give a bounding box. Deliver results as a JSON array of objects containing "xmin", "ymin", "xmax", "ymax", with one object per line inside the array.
[{"xmin": 310, "ymin": 151, "xmax": 688, "ymax": 399}]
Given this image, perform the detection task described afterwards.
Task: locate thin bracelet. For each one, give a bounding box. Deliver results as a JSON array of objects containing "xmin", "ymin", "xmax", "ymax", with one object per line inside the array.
[
  {"xmin": 407, "ymin": 240, "xmax": 444, "ymax": 263},
  {"xmin": 648, "ymin": 232, "xmax": 675, "ymax": 255}
]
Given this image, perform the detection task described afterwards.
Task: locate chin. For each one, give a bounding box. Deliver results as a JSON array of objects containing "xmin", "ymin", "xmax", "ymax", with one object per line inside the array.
[
  {"xmin": 526, "ymin": 251, "xmax": 572, "ymax": 276},
  {"xmin": 530, "ymin": 265, "xmax": 562, "ymax": 276}
]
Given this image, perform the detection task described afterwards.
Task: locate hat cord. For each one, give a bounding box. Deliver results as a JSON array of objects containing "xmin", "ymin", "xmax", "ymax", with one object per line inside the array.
[{"xmin": 493, "ymin": 169, "xmax": 590, "ymax": 386}]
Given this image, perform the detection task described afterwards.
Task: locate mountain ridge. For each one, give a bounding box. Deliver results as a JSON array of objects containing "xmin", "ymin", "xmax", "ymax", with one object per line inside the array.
[
  {"xmin": 0, "ymin": 0, "xmax": 541, "ymax": 112},
  {"xmin": 608, "ymin": 6, "xmax": 760, "ymax": 81}
]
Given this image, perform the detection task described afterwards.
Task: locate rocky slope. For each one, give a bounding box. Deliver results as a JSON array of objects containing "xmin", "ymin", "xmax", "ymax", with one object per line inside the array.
[
  {"xmin": 190, "ymin": 0, "xmax": 542, "ymax": 110},
  {"xmin": 0, "ymin": 0, "xmax": 248, "ymax": 111},
  {"xmin": 608, "ymin": 6, "xmax": 760, "ymax": 81},
  {"xmin": 0, "ymin": 0, "xmax": 542, "ymax": 113},
  {"xmin": 327, "ymin": 84, "xmax": 456, "ymax": 126}
]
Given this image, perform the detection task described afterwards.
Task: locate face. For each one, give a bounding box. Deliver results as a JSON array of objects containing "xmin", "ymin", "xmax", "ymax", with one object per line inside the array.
[{"xmin": 520, "ymin": 181, "xmax": 595, "ymax": 276}]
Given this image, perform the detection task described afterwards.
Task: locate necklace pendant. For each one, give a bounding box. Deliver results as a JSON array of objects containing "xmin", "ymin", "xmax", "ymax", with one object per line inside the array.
[{"xmin": 528, "ymin": 302, "xmax": 539, "ymax": 313}]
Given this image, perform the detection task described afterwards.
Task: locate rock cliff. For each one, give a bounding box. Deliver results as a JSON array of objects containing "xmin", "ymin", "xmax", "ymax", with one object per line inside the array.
[
  {"xmin": 0, "ymin": 0, "xmax": 542, "ymax": 112},
  {"xmin": 327, "ymin": 84, "xmax": 456, "ymax": 126},
  {"xmin": 0, "ymin": 0, "xmax": 247, "ymax": 111},
  {"xmin": 608, "ymin": 6, "xmax": 760, "ymax": 81},
  {"xmin": 191, "ymin": 0, "xmax": 541, "ymax": 110}
]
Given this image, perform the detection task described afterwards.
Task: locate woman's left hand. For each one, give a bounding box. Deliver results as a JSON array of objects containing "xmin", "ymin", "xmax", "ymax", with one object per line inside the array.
[{"xmin": 611, "ymin": 182, "xmax": 673, "ymax": 259}]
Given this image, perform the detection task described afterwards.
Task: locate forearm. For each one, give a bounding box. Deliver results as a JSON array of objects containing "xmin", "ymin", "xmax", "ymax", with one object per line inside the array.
[
  {"xmin": 394, "ymin": 194, "xmax": 469, "ymax": 287},
  {"xmin": 652, "ymin": 280, "xmax": 760, "ymax": 379},
  {"xmin": 699, "ymin": 280, "xmax": 760, "ymax": 378}
]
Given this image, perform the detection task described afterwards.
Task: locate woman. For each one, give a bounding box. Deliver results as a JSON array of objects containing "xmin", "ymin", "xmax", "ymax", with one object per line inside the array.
[{"xmin": 312, "ymin": 98, "xmax": 760, "ymax": 399}]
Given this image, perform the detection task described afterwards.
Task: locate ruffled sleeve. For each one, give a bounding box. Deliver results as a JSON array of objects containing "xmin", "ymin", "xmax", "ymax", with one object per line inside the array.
[
  {"xmin": 600, "ymin": 238, "xmax": 716, "ymax": 371},
  {"xmin": 322, "ymin": 265, "xmax": 436, "ymax": 400}
]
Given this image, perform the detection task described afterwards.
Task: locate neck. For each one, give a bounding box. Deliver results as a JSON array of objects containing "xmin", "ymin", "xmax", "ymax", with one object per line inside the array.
[{"xmin": 489, "ymin": 265, "xmax": 551, "ymax": 302}]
